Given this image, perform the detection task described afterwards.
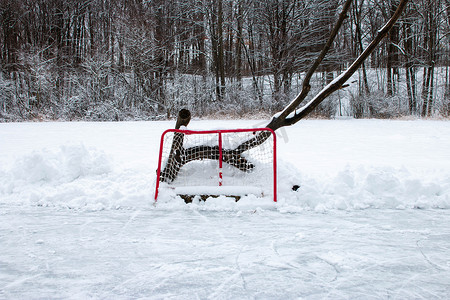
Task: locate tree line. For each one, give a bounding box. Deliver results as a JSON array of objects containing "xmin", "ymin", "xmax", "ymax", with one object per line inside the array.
[{"xmin": 1, "ymin": 0, "xmax": 450, "ymax": 121}]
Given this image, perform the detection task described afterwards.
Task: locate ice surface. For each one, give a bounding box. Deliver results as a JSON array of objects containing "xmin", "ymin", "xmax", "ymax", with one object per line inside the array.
[{"xmin": 1, "ymin": 119, "xmax": 450, "ymax": 298}]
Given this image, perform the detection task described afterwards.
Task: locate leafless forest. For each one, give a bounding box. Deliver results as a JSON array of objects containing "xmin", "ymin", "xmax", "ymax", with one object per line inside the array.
[{"xmin": 1, "ymin": 0, "xmax": 449, "ymax": 121}]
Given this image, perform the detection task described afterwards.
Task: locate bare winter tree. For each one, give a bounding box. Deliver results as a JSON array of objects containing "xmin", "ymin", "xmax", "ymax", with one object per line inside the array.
[{"xmin": 160, "ymin": 0, "xmax": 409, "ymax": 183}]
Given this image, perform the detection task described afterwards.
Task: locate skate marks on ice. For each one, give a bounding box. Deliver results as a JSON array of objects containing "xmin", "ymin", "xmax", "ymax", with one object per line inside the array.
[{"xmin": 1, "ymin": 207, "xmax": 449, "ymax": 299}]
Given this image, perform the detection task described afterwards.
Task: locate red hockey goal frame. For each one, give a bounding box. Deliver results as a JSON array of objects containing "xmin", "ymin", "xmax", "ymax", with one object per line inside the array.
[{"xmin": 154, "ymin": 128, "xmax": 277, "ymax": 202}]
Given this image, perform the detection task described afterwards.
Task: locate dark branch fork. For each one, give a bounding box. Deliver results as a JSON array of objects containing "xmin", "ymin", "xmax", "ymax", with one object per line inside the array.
[
  {"xmin": 160, "ymin": 143, "xmax": 256, "ymax": 183},
  {"xmin": 159, "ymin": 109, "xmax": 260, "ymax": 183},
  {"xmin": 160, "ymin": 0, "xmax": 409, "ymax": 183}
]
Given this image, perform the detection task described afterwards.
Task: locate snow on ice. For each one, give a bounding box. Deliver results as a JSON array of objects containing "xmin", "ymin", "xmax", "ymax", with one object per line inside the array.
[{"xmin": 1, "ymin": 119, "xmax": 450, "ymax": 298}]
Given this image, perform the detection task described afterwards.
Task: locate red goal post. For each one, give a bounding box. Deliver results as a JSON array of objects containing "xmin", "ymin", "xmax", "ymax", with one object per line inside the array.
[{"xmin": 155, "ymin": 128, "xmax": 277, "ymax": 202}]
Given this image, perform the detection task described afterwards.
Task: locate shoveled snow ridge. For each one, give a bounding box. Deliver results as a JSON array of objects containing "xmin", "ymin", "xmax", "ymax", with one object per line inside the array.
[{"xmin": 1, "ymin": 144, "xmax": 448, "ymax": 211}]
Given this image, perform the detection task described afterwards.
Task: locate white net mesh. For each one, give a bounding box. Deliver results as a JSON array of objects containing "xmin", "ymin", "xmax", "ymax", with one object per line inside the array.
[{"xmin": 156, "ymin": 129, "xmax": 276, "ymax": 199}]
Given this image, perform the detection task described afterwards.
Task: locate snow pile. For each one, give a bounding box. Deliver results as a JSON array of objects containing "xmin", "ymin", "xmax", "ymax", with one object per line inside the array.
[
  {"xmin": 8, "ymin": 145, "xmax": 111, "ymax": 184},
  {"xmin": 276, "ymin": 162, "xmax": 450, "ymax": 212},
  {"xmin": 156, "ymin": 162, "xmax": 450, "ymax": 212},
  {"xmin": 1, "ymin": 120, "xmax": 449, "ymax": 212},
  {"xmin": 2, "ymin": 145, "xmax": 448, "ymax": 211},
  {"xmin": 0, "ymin": 145, "xmax": 151, "ymax": 210}
]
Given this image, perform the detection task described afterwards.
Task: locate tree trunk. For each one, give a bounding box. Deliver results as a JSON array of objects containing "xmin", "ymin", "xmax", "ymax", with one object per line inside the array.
[
  {"xmin": 352, "ymin": 0, "xmax": 370, "ymax": 95},
  {"xmin": 236, "ymin": 0, "xmax": 243, "ymax": 86},
  {"xmin": 403, "ymin": 15, "xmax": 417, "ymax": 115}
]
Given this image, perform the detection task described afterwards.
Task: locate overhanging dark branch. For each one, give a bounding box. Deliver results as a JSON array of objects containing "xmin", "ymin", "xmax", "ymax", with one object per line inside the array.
[
  {"xmin": 267, "ymin": 0, "xmax": 353, "ymax": 131},
  {"xmin": 268, "ymin": 0, "xmax": 409, "ymax": 130}
]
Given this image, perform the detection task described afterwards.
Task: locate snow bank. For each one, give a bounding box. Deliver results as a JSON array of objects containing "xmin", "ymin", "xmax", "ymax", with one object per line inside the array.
[
  {"xmin": 276, "ymin": 161, "xmax": 450, "ymax": 212},
  {"xmin": 8, "ymin": 145, "xmax": 111, "ymax": 183},
  {"xmin": 1, "ymin": 146, "xmax": 448, "ymax": 211},
  {"xmin": 0, "ymin": 145, "xmax": 152, "ymax": 210},
  {"xmin": 1, "ymin": 120, "xmax": 449, "ymax": 212}
]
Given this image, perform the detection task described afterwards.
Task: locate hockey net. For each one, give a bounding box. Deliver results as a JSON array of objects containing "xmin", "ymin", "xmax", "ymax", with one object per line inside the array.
[{"xmin": 155, "ymin": 128, "xmax": 277, "ymax": 202}]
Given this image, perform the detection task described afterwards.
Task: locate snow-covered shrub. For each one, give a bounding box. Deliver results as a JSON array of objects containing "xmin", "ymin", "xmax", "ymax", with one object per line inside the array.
[{"xmin": 349, "ymin": 90, "xmax": 409, "ymax": 119}]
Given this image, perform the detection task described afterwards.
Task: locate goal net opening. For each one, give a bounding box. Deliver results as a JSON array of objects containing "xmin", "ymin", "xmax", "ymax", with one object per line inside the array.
[{"xmin": 155, "ymin": 128, "xmax": 277, "ymax": 202}]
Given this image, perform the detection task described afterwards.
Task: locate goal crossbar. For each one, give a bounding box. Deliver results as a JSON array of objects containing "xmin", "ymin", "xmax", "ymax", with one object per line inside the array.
[{"xmin": 154, "ymin": 128, "xmax": 277, "ymax": 202}]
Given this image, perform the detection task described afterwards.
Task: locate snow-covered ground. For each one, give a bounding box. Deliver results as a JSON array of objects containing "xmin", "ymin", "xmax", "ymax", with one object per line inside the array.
[{"xmin": 1, "ymin": 119, "xmax": 450, "ymax": 298}]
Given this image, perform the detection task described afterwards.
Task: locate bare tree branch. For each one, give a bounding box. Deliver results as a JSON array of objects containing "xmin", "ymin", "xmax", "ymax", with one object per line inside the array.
[{"xmin": 267, "ymin": 0, "xmax": 409, "ymax": 131}]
